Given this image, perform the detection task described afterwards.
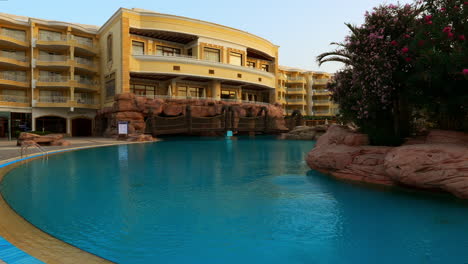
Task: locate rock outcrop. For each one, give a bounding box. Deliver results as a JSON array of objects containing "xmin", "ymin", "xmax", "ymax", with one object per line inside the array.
[
  {"xmin": 17, "ymin": 133, "xmax": 71, "ymax": 146},
  {"xmin": 96, "ymin": 93, "xmax": 287, "ymax": 137},
  {"xmin": 306, "ymin": 125, "xmax": 468, "ymax": 198},
  {"xmin": 281, "ymin": 125, "xmax": 328, "ymax": 140}
]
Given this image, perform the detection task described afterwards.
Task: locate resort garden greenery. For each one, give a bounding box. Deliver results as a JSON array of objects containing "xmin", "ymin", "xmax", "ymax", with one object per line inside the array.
[{"xmin": 318, "ymin": 0, "xmax": 468, "ymax": 146}]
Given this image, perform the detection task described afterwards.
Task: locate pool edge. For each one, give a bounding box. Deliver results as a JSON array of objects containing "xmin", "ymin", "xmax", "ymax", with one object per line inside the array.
[{"xmin": 0, "ymin": 140, "xmax": 157, "ymax": 264}]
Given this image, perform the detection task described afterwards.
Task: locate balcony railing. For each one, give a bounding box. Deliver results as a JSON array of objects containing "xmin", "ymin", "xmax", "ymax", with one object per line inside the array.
[
  {"xmin": 134, "ymin": 54, "xmax": 274, "ymax": 75},
  {"xmin": 0, "ymin": 95, "xmax": 28, "ymax": 103},
  {"xmin": 287, "ymin": 77, "xmax": 304, "ymax": 81},
  {"xmin": 38, "ymin": 96, "xmax": 68, "ymax": 103},
  {"xmin": 39, "ymin": 34, "xmax": 68, "ymax": 42},
  {"xmin": 0, "ymin": 72, "xmax": 27, "ymax": 82},
  {"xmin": 38, "ymin": 54, "xmax": 68, "ymax": 62},
  {"xmin": 314, "ymin": 79, "xmax": 329, "ymax": 85},
  {"xmin": 312, "ymin": 110, "xmax": 331, "ymax": 115},
  {"xmin": 76, "ymin": 78, "xmax": 97, "ymax": 85},
  {"xmin": 287, "ymin": 88, "xmax": 305, "ymax": 92},
  {"xmin": 73, "ymin": 36, "xmax": 93, "ymax": 47},
  {"xmin": 0, "ymin": 51, "xmax": 27, "ymax": 62},
  {"xmin": 313, "ymin": 100, "xmax": 331, "ymax": 104},
  {"xmin": 75, "ymin": 97, "xmax": 95, "ymax": 105},
  {"xmin": 0, "ymin": 29, "xmax": 26, "ymax": 42},
  {"xmin": 312, "ymin": 89, "xmax": 331, "ymax": 94},
  {"xmin": 287, "ymin": 99, "xmax": 306, "ymax": 103},
  {"xmin": 75, "ymin": 57, "xmax": 95, "ymax": 66},
  {"xmin": 38, "ymin": 76, "xmax": 69, "ymax": 82}
]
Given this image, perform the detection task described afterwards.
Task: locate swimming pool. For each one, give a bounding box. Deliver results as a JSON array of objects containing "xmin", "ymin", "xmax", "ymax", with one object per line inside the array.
[{"xmin": 1, "ymin": 137, "xmax": 468, "ymax": 264}]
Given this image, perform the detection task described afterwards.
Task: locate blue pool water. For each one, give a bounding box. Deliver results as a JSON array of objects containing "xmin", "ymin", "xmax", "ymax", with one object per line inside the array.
[{"xmin": 2, "ymin": 137, "xmax": 468, "ymax": 264}]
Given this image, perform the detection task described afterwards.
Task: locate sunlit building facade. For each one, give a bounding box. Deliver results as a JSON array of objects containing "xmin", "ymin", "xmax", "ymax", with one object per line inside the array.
[{"xmin": 0, "ymin": 8, "xmax": 333, "ymax": 138}]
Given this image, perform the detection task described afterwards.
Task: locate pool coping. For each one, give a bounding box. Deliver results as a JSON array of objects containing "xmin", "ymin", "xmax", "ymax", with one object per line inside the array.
[{"xmin": 0, "ymin": 140, "xmax": 158, "ymax": 264}]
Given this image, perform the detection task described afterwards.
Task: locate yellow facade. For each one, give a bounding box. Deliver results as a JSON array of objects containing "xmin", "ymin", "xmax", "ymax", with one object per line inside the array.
[
  {"xmin": 0, "ymin": 8, "xmax": 334, "ymax": 137},
  {"xmin": 278, "ymin": 66, "xmax": 337, "ymax": 117}
]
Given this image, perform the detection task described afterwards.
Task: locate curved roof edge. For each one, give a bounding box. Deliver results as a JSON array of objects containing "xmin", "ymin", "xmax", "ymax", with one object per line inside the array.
[{"xmin": 110, "ymin": 8, "xmax": 279, "ymax": 48}]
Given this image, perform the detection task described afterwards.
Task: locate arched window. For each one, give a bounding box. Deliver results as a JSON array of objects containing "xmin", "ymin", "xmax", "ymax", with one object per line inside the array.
[{"xmin": 107, "ymin": 34, "xmax": 113, "ymax": 62}]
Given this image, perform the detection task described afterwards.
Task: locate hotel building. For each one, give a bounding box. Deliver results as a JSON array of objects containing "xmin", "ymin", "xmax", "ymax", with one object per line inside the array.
[
  {"xmin": 278, "ymin": 66, "xmax": 338, "ymax": 117},
  {"xmin": 0, "ymin": 8, "xmax": 334, "ymax": 139}
]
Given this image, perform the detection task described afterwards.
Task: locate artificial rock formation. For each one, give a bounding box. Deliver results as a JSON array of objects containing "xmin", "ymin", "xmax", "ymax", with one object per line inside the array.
[
  {"xmin": 17, "ymin": 133, "xmax": 71, "ymax": 146},
  {"xmin": 96, "ymin": 93, "xmax": 287, "ymax": 137},
  {"xmin": 306, "ymin": 125, "xmax": 468, "ymax": 198},
  {"xmin": 281, "ymin": 125, "xmax": 328, "ymax": 140}
]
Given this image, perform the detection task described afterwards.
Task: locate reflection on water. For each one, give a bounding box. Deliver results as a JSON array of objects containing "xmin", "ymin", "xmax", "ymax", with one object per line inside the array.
[{"xmin": 1, "ymin": 137, "xmax": 468, "ymax": 264}]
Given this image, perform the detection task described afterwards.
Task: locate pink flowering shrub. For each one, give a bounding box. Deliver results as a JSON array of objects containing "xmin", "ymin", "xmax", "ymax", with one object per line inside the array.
[
  {"xmin": 407, "ymin": 0, "xmax": 468, "ymax": 131},
  {"xmin": 319, "ymin": 0, "xmax": 468, "ymax": 145}
]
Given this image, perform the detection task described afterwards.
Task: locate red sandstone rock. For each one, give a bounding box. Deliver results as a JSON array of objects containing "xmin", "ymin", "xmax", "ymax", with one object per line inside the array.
[
  {"xmin": 163, "ymin": 104, "xmax": 185, "ymax": 116},
  {"xmin": 306, "ymin": 125, "xmax": 468, "ymax": 199},
  {"xmin": 17, "ymin": 133, "xmax": 68, "ymax": 146},
  {"xmin": 126, "ymin": 134, "xmax": 156, "ymax": 142},
  {"xmin": 426, "ymin": 130, "xmax": 468, "ymax": 145},
  {"xmin": 384, "ymin": 144, "xmax": 468, "ymax": 198}
]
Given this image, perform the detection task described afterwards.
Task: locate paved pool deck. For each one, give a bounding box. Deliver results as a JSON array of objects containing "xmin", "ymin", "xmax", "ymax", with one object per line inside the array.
[{"xmin": 0, "ymin": 137, "xmax": 155, "ymax": 264}]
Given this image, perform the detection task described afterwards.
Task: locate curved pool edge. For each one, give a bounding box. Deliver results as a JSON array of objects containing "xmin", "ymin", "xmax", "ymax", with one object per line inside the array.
[{"xmin": 0, "ymin": 140, "xmax": 157, "ymax": 264}]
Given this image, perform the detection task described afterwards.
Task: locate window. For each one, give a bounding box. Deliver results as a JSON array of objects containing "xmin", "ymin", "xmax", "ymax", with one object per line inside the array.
[
  {"xmin": 130, "ymin": 84, "xmax": 166, "ymax": 98},
  {"xmin": 247, "ymin": 61, "xmax": 256, "ymax": 68},
  {"xmin": 39, "ymin": 30, "xmax": 62, "ymax": 41},
  {"xmin": 261, "ymin": 64, "xmax": 269, "ymax": 72},
  {"xmin": 229, "ymin": 52, "xmax": 242, "ymax": 66},
  {"xmin": 107, "ymin": 34, "xmax": 113, "ymax": 62},
  {"xmin": 221, "ymin": 90, "xmax": 236, "ymax": 100},
  {"xmin": 178, "ymin": 86, "xmax": 204, "ymax": 98},
  {"xmin": 132, "ymin": 41, "xmax": 144, "ymax": 55},
  {"xmin": 204, "ymin": 48, "xmax": 220, "ymax": 62},
  {"xmin": 187, "ymin": 48, "xmax": 193, "ymax": 57},
  {"xmin": 1, "ymin": 28, "xmax": 26, "ymax": 41},
  {"xmin": 156, "ymin": 46, "xmax": 181, "ymax": 56},
  {"xmin": 105, "ymin": 73, "xmax": 115, "ymax": 98}
]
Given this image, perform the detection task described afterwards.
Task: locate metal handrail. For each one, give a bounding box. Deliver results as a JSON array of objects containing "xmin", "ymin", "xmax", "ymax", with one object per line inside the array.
[
  {"xmin": 38, "ymin": 96, "xmax": 69, "ymax": 103},
  {"xmin": 38, "ymin": 76, "xmax": 69, "ymax": 82},
  {"xmin": 137, "ymin": 94, "xmax": 272, "ymax": 106},
  {"xmin": 0, "ymin": 95, "xmax": 28, "ymax": 103},
  {"xmin": 1, "ymin": 28, "xmax": 26, "ymax": 41},
  {"xmin": 0, "ymin": 72, "xmax": 28, "ymax": 82},
  {"xmin": 75, "ymin": 57, "xmax": 95, "ymax": 66},
  {"xmin": 38, "ymin": 54, "xmax": 68, "ymax": 62},
  {"xmin": 0, "ymin": 51, "xmax": 27, "ymax": 62}
]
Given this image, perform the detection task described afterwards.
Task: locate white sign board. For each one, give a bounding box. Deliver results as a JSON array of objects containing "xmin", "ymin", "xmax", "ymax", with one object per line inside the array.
[{"xmin": 118, "ymin": 122, "xmax": 128, "ymax": 135}]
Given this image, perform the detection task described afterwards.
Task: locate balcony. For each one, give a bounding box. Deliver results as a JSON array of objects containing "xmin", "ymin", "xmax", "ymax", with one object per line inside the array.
[
  {"xmin": 0, "ymin": 51, "xmax": 29, "ymax": 68},
  {"xmin": 36, "ymin": 95, "xmax": 70, "ymax": 107},
  {"xmin": 0, "ymin": 29, "xmax": 28, "ymax": 48},
  {"xmin": 0, "ymin": 73, "xmax": 29, "ymax": 88},
  {"xmin": 131, "ymin": 54, "xmax": 276, "ymax": 89},
  {"xmin": 36, "ymin": 76, "xmax": 70, "ymax": 87},
  {"xmin": 0, "ymin": 94, "xmax": 29, "ymax": 106},
  {"xmin": 313, "ymin": 79, "xmax": 329, "ymax": 86},
  {"xmin": 74, "ymin": 57, "xmax": 98, "ymax": 72},
  {"xmin": 36, "ymin": 34, "xmax": 70, "ymax": 48},
  {"xmin": 313, "ymin": 99, "xmax": 331, "ymax": 106},
  {"xmin": 286, "ymin": 98, "xmax": 306, "ymax": 105},
  {"xmin": 72, "ymin": 36, "xmax": 98, "ymax": 55},
  {"xmin": 74, "ymin": 96, "xmax": 99, "ymax": 109},
  {"xmin": 287, "ymin": 88, "xmax": 306, "ymax": 94},
  {"xmin": 312, "ymin": 110, "xmax": 335, "ymax": 116},
  {"xmin": 286, "ymin": 77, "xmax": 305, "ymax": 83},
  {"xmin": 36, "ymin": 54, "xmax": 71, "ymax": 68},
  {"xmin": 312, "ymin": 89, "xmax": 332, "ymax": 95},
  {"xmin": 73, "ymin": 78, "xmax": 99, "ymax": 90}
]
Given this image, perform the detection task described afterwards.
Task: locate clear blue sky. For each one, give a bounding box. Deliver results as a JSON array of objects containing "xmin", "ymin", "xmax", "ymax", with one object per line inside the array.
[{"xmin": 1, "ymin": 0, "xmax": 412, "ymax": 73}]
